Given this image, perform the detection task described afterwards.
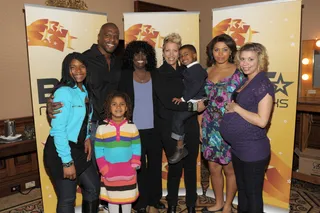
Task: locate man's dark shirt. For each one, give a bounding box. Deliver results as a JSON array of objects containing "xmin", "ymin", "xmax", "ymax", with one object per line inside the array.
[{"xmin": 83, "ymin": 44, "xmax": 122, "ymax": 121}]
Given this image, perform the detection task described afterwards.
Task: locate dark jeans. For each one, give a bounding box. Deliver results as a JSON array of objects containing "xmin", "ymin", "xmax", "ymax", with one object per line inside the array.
[
  {"xmin": 53, "ymin": 163, "xmax": 100, "ymax": 213},
  {"xmin": 133, "ymin": 128, "xmax": 163, "ymax": 209},
  {"xmin": 232, "ymin": 153, "xmax": 270, "ymax": 213},
  {"xmin": 89, "ymin": 121, "xmax": 99, "ymax": 171},
  {"xmin": 156, "ymin": 115, "xmax": 199, "ymax": 207},
  {"xmin": 171, "ymin": 111, "xmax": 196, "ymax": 141}
]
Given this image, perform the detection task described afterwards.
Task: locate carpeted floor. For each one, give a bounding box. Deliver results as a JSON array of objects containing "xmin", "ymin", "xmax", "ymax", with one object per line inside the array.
[
  {"xmin": 0, "ymin": 179, "xmax": 319, "ymax": 213},
  {"xmin": 289, "ymin": 179, "xmax": 320, "ymax": 213}
]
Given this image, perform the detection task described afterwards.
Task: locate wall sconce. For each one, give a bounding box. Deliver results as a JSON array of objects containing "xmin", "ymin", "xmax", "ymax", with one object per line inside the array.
[
  {"xmin": 302, "ymin": 58, "xmax": 309, "ymax": 65},
  {"xmin": 316, "ymin": 40, "xmax": 320, "ymax": 47},
  {"xmin": 302, "ymin": 74, "xmax": 309, "ymax": 80}
]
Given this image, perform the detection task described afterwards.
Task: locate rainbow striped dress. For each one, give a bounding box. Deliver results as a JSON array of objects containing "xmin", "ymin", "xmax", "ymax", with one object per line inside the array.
[{"xmin": 95, "ymin": 119, "xmax": 141, "ymax": 204}]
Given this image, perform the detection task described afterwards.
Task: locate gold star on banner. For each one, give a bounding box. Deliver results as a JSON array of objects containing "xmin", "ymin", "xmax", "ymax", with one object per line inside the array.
[
  {"xmin": 237, "ymin": 20, "xmax": 245, "ymax": 29},
  {"xmin": 45, "ymin": 21, "xmax": 54, "ymax": 31},
  {"xmin": 228, "ymin": 19, "xmax": 237, "ymax": 29},
  {"xmin": 56, "ymin": 23, "xmax": 64, "ymax": 33},
  {"xmin": 140, "ymin": 25, "xmax": 148, "ymax": 34},
  {"xmin": 66, "ymin": 32, "xmax": 77, "ymax": 49},
  {"xmin": 40, "ymin": 28, "xmax": 53, "ymax": 43},
  {"xmin": 149, "ymin": 27, "xmax": 155, "ymax": 35}
]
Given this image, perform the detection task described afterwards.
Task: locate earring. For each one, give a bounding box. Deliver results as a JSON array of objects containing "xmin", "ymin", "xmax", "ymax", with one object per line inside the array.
[{"xmin": 229, "ymin": 54, "xmax": 234, "ymax": 62}]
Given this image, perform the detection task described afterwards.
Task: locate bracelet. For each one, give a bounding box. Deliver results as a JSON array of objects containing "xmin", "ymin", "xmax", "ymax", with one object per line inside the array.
[
  {"xmin": 62, "ymin": 160, "xmax": 74, "ymax": 168},
  {"xmin": 188, "ymin": 102, "xmax": 198, "ymax": 112}
]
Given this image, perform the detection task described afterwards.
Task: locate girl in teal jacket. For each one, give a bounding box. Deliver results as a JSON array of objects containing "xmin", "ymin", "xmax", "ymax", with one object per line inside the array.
[{"xmin": 44, "ymin": 52, "xmax": 100, "ymax": 213}]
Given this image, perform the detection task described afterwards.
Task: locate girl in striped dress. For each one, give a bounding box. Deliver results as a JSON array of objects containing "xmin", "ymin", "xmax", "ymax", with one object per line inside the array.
[{"xmin": 95, "ymin": 91, "xmax": 141, "ymax": 213}]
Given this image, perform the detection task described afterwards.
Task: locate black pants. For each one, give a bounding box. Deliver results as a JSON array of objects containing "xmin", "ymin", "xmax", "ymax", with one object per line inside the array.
[
  {"xmin": 156, "ymin": 115, "xmax": 199, "ymax": 207},
  {"xmin": 133, "ymin": 128, "xmax": 163, "ymax": 209},
  {"xmin": 171, "ymin": 111, "xmax": 196, "ymax": 140},
  {"xmin": 52, "ymin": 163, "xmax": 100, "ymax": 213},
  {"xmin": 232, "ymin": 153, "xmax": 270, "ymax": 213}
]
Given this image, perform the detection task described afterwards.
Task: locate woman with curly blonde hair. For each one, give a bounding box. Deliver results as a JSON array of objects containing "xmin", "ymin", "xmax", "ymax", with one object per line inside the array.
[{"xmin": 220, "ymin": 43, "xmax": 275, "ymax": 213}]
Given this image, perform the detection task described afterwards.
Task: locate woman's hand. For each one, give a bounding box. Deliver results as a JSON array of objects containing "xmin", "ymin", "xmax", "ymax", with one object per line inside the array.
[
  {"xmin": 84, "ymin": 138, "xmax": 92, "ymax": 162},
  {"xmin": 63, "ymin": 165, "xmax": 76, "ymax": 180},
  {"xmin": 197, "ymin": 100, "xmax": 207, "ymax": 112},
  {"xmin": 225, "ymin": 101, "xmax": 238, "ymax": 113},
  {"xmin": 47, "ymin": 95, "xmax": 63, "ymax": 119}
]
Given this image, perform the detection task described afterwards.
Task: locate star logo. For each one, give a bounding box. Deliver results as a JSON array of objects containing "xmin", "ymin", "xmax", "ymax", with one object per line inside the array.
[
  {"xmin": 271, "ymin": 73, "xmax": 293, "ymax": 96},
  {"xmin": 212, "ymin": 18, "xmax": 258, "ymax": 47},
  {"xmin": 125, "ymin": 24, "xmax": 162, "ymax": 48},
  {"xmin": 27, "ymin": 19, "xmax": 77, "ymax": 51}
]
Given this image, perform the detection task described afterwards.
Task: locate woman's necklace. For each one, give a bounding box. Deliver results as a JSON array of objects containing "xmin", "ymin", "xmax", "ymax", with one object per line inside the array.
[{"xmin": 134, "ymin": 71, "xmax": 147, "ymax": 83}]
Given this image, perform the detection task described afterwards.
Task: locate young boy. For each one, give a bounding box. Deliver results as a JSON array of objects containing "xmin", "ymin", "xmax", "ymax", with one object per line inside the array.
[{"xmin": 169, "ymin": 44, "xmax": 208, "ymax": 164}]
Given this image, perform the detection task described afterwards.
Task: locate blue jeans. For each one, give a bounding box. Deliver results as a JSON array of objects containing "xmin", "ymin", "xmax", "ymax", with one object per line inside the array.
[
  {"xmin": 232, "ymin": 153, "xmax": 270, "ymax": 213},
  {"xmin": 53, "ymin": 163, "xmax": 100, "ymax": 213}
]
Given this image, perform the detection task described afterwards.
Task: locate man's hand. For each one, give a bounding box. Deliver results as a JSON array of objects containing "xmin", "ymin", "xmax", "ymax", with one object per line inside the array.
[
  {"xmin": 172, "ymin": 97, "xmax": 182, "ymax": 105},
  {"xmin": 47, "ymin": 95, "xmax": 63, "ymax": 119},
  {"xmin": 84, "ymin": 138, "xmax": 92, "ymax": 162},
  {"xmin": 63, "ymin": 165, "xmax": 76, "ymax": 180}
]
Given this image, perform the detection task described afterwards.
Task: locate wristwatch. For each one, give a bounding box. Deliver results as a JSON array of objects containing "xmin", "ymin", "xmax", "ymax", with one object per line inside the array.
[
  {"xmin": 187, "ymin": 102, "xmax": 198, "ymax": 112},
  {"xmin": 62, "ymin": 160, "xmax": 74, "ymax": 168}
]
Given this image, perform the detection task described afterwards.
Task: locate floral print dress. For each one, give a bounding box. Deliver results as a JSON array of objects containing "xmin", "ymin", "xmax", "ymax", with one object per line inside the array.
[{"xmin": 201, "ymin": 69, "xmax": 244, "ymax": 164}]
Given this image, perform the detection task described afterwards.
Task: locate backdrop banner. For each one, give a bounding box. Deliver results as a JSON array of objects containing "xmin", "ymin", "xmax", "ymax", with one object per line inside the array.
[
  {"xmin": 212, "ymin": 0, "xmax": 301, "ymax": 211},
  {"xmin": 124, "ymin": 12, "xmax": 201, "ymax": 189},
  {"xmin": 24, "ymin": 4, "xmax": 107, "ymax": 212}
]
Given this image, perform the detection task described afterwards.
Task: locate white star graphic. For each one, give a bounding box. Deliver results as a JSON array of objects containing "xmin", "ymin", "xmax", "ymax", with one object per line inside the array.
[
  {"xmin": 290, "ymin": 34, "xmax": 294, "ymax": 39},
  {"xmin": 291, "ymin": 42, "xmax": 295, "ymax": 47},
  {"xmin": 284, "ymin": 18, "xmax": 288, "ymax": 22},
  {"xmin": 237, "ymin": 20, "xmax": 245, "ymax": 29},
  {"xmin": 284, "ymin": 120, "xmax": 287, "ymax": 123},
  {"xmin": 279, "ymin": 152, "xmax": 283, "ymax": 155},
  {"xmin": 287, "ymin": 179, "xmax": 291, "ymax": 184}
]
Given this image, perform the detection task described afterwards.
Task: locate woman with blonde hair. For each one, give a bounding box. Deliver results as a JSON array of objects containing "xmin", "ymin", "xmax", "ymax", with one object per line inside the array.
[
  {"xmin": 153, "ymin": 33, "xmax": 205, "ymax": 213},
  {"xmin": 220, "ymin": 43, "xmax": 275, "ymax": 213}
]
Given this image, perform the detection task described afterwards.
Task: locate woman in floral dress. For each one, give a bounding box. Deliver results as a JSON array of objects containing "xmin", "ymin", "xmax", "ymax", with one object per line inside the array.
[{"xmin": 200, "ymin": 34, "xmax": 244, "ymax": 213}]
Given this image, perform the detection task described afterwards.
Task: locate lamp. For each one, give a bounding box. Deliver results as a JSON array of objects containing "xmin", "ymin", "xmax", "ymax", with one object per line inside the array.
[
  {"xmin": 316, "ymin": 40, "xmax": 320, "ymax": 47},
  {"xmin": 302, "ymin": 74, "xmax": 309, "ymax": 80},
  {"xmin": 302, "ymin": 58, "xmax": 309, "ymax": 65}
]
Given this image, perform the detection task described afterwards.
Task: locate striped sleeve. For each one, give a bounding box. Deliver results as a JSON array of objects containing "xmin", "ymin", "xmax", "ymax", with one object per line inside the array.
[
  {"xmin": 130, "ymin": 124, "xmax": 141, "ymax": 168},
  {"xmin": 94, "ymin": 125, "xmax": 109, "ymax": 176}
]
